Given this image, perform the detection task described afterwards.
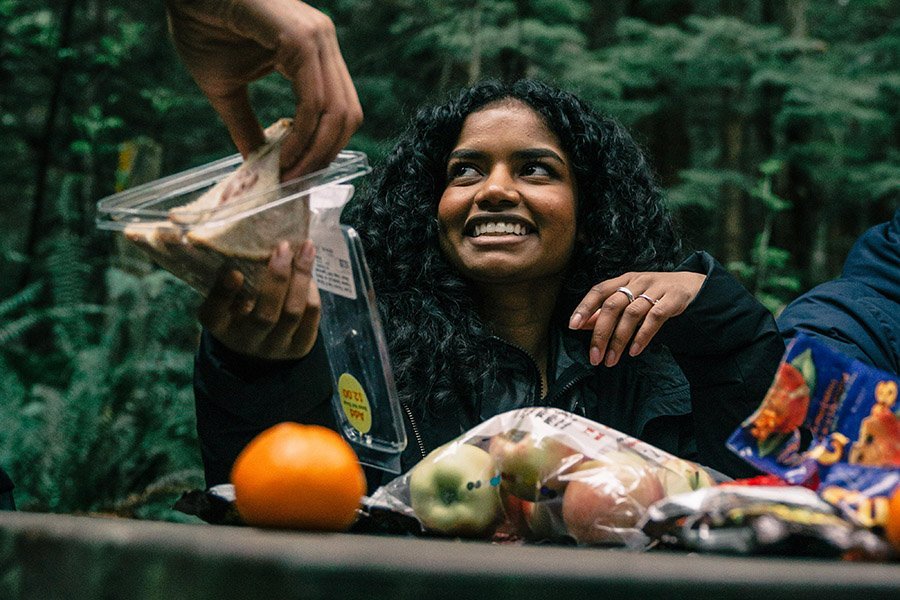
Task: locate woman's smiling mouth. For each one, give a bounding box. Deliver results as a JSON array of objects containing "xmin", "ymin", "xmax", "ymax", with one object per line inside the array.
[
  {"xmin": 466, "ymin": 218, "xmax": 536, "ymax": 238},
  {"xmin": 472, "ymin": 221, "xmax": 530, "ymax": 237}
]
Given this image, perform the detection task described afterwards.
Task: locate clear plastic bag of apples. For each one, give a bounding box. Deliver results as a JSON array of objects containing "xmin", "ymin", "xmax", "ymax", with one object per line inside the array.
[{"xmin": 366, "ymin": 406, "xmax": 721, "ymax": 546}]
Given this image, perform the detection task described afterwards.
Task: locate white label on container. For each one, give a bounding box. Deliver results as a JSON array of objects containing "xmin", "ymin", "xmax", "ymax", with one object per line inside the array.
[{"xmin": 313, "ymin": 228, "xmax": 357, "ymax": 299}]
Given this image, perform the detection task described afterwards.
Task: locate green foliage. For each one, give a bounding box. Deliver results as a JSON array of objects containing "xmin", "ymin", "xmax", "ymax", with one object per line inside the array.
[
  {"xmin": 727, "ymin": 160, "xmax": 802, "ymax": 315},
  {"xmin": 0, "ymin": 266, "xmax": 203, "ymax": 516},
  {"xmin": 388, "ymin": 0, "xmax": 594, "ymax": 86},
  {"xmin": 668, "ymin": 168, "xmax": 752, "ymax": 210},
  {"xmin": 0, "ymin": 282, "xmax": 44, "ymax": 346},
  {"xmin": 0, "ymin": 0, "xmax": 896, "ymax": 520}
]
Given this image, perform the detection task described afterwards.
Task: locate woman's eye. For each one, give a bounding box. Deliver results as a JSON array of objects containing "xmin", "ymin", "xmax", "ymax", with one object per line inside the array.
[
  {"xmin": 522, "ymin": 163, "xmax": 553, "ymax": 178},
  {"xmin": 448, "ymin": 164, "xmax": 480, "ymax": 180}
]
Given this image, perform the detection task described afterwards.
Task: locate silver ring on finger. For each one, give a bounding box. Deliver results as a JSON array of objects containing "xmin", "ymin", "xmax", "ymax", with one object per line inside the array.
[
  {"xmin": 616, "ymin": 286, "xmax": 635, "ymax": 303},
  {"xmin": 637, "ymin": 293, "xmax": 659, "ymax": 306}
]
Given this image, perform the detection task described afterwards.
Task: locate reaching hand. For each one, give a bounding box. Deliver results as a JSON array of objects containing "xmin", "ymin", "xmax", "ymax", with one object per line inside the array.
[
  {"xmin": 568, "ymin": 271, "xmax": 706, "ymax": 367},
  {"xmin": 199, "ymin": 240, "xmax": 321, "ymax": 361},
  {"xmin": 166, "ymin": 0, "xmax": 363, "ymax": 179}
]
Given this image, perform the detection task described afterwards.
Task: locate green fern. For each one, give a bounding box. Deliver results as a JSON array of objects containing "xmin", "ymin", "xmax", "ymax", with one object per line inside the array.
[
  {"xmin": 0, "ymin": 281, "xmax": 43, "ymax": 318},
  {"xmin": 0, "ymin": 313, "xmax": 43, "ymax": 345},
  {"xmin": 41, "ymin": 231, "xmax": 92, "ymax": 355},
  {"xmin": 0, "ymin": 264, "xmax": 204, "ymax": 515}
]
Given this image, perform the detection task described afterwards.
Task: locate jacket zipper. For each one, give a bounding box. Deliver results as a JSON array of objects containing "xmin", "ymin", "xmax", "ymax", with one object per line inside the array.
[
  {"xmin": 401, "ymin": 337, "xmax": 591, "ymax": 461},
  {"xmin": 545, "ymin": 368, "xmax": 594, "ymax": 415},
  {"xmin": 488, "ymin": 335, "xmax": 594, "ymax": 412},
  {"xmin": 490, "ymin": 335, "xmax": 544, "ymax": 402},
  {"xmin": 401, "ymin": 401, "xmax": 427, "ymax": 459}
]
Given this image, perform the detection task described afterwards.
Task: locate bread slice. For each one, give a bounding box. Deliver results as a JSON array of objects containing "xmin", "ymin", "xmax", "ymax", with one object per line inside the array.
[
  {"xmin": 124, "ymin": 224, "xmax": 224, "ymax": 292},
  {"xmin": 123, "ymin": 118, "xmax": 309, "ymax": 293},
  {"xmin": 168, "ymin": 119, "xmax": 291, "ymax": 227}
]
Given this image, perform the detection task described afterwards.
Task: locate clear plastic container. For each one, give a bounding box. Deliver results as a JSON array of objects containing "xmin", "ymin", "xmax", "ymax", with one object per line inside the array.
[
  {"xmin": 96, "ymin": 150, "xmax": 371, "ymax": 296},
  {"xmin": 314, "ymin": 224, "xmax": 408, "ymax": 473},
  {"xmin": 96, "ymin": 150, "xmax": 408, "ymax": 473}
]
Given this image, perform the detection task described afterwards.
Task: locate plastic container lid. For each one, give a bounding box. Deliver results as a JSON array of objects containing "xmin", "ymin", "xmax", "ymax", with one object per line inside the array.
[
  {"xmin": 96, "ymin": 150, "xmax": 371, "ymax": 295},
  {"xmin": 97, "ymin": 150, "xmax": 370, "ymax": 228}
]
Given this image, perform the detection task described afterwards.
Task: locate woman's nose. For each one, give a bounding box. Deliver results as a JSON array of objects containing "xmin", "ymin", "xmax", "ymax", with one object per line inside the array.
[{"xmin": 474, "ymin": 169, "xmax": 520, "ymax": 206}]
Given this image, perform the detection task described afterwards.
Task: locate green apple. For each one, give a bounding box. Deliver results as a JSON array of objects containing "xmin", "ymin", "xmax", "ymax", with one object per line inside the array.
[
  {"xmin": 488, "ymin": 431, "xmax": 580, "ymax": 501},
  {"xmin": 561, "ymin": 459, "xmax": 665, "ymax": 545},
  {"xmin": 409, "ymin": 442, "xmax": 501, "ymax": 537},
  {"xmin": 658, "ymin": 457, "xmax": 716, "ymax": 496}
]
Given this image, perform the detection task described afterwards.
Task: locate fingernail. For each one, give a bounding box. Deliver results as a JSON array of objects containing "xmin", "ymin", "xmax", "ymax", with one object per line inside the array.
[
  {"xmin": 590, "ymin": 347, "xmax": 602, "ymax": 366},
  {"xmin": 629, "ymin": 343, "xmax": 641, "ymax": 357},
  {"xmin": 569, "ymin": 313, "xmax": 584, "ymax": 329},
  {"xmin": 273, "ymin": 241, "xmax": 291, "ymax": 267},
  {"xmin": 303, "ymin": 241, "xmax": 316, "ymax": 263},
  {"xmin": 294, "ymin": 241, "xmax": 316, "ymax": 270},
  {"xmin": 604, "ymin": 350, "xmax": 617, "ymax": 367}
]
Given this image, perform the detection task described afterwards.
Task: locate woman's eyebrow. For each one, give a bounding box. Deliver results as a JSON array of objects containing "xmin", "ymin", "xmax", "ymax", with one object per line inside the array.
[
  {"xmin": 448, "ymin": 149, "xmax": 485, "ymax": 161},
  {"xmin": 448, "ymin": 148, "xmax": 565, "ymax": 163},
  {"xmin": 513, "ymin": 148, "xmax": 565, "ymax": 164}
]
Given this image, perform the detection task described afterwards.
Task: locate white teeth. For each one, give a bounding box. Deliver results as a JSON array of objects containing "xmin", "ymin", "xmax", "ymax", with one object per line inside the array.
[{"xmin": 472, "ymin": 221, "xmax": 529, "ymax": 237}]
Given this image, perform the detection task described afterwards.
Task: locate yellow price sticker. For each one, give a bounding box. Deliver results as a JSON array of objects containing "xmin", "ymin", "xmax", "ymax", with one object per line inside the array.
[{"xmin": 338, "ymin": 373, "xmax": 372, "ymax": 434}]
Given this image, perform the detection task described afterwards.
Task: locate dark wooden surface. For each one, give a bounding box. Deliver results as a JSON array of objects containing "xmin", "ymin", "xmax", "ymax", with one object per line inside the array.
[{"xmin": 0, "ymin": 511, "xmax": 897, "ymax": 599}]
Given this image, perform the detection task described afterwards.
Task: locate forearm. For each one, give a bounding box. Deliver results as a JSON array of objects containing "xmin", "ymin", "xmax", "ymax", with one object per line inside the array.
[{"xmin": 194, "ymin": 330, "xmax": 336, "ymax": 486}]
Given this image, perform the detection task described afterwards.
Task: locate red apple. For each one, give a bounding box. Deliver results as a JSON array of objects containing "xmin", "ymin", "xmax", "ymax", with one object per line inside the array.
[
  {"xmin": 525, "ymin": 498, "xmax": 566, "ymax": 541},
  {"xmin": 488, "ymin": 430, "xmax": 580, "ymax": 501},
  {"xmin": 561, "ymin": 460, "xmax": 665, "ymax": 545},
  {"xmin": 498, "ymin": 489, "xmax": 531, "ymax": 533},
  {"xmin": 499, "ymin": 488, "xmax": 566, "ymax": 541}
]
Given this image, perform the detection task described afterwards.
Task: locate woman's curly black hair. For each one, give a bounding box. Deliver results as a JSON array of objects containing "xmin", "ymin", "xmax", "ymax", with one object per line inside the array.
[{"xmin": 343, "ymin": 79, "xmax": 682, "ymax": 417}]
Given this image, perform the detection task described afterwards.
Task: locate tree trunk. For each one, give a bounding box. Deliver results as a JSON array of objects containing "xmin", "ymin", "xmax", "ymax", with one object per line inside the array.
[
  {"xmin": 809, "ymin": 218, "xmax": 829, "ymax": 284},
  {"xmin": 79, "ymin": 0, "xmax": 110, "ymax": 238},
  {"xmin": 438, "ymin": 57, "xmax": 452, "ymax": 97},
  {"xmin": 787, "ymin": 0, "xmax": 809, "ymax": 39},
  {"xmin": 586, "ymin": 0, "xmax": 630, "ymax": 47},
  {"xmin": 786, "ymin": 0, "xmax": 819, "ymax": 283},
  {"xmin": 21, "ymin": 0, "xmax": 78, "ymax": 288},
  {"xmin": 721, "ymin": 111, "xmax": 745, "ymax": 265},
  {"xmin": 467, "ymin": 3, "xmax": 482, "ymax": 84}
]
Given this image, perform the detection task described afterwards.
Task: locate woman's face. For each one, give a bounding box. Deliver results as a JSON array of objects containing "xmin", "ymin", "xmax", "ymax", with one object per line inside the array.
[{"xmin": 437, "ymin": 100, "xmax": 577, "ymax": 286}]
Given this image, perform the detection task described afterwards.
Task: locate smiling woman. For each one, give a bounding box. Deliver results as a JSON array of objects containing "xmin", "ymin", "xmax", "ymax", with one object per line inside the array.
[
  {"xmin": 192, "ymin": 80, "xmax": 786, "ymax": 491},
  {"xmin": 437, "ymin": 101, "xmax": 577, "ymax": 287}
]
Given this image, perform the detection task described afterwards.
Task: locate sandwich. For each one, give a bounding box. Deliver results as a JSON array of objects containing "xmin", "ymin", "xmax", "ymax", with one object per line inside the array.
[{"xmin": 124, "ymin": 119, "xmax": 309, "ymax": 294}]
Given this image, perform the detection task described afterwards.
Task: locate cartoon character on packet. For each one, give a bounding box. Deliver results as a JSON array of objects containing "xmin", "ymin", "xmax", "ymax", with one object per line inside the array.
[
  {"xmin": 748, "ymin": 361, "xmax": 811, "ymax": 442},
  {"xmin": 848, "ymin": 381, "xmax": 900, "ymax": 467}
]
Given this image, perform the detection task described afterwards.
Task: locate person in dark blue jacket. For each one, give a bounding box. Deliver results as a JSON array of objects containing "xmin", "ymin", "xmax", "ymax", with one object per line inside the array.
[{"xmin": 778, "ymin": 209, "xmax": 899, "ymax": 374}]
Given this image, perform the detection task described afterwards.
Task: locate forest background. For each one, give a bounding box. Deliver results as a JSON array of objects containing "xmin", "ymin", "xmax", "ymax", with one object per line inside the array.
[{"xmin": 0, "ymin": 0, "xmax": 896, "ymax": 518}]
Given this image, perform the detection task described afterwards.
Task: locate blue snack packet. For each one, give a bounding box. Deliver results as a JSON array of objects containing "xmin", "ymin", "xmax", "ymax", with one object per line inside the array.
[{"xmin": 727, "ymin": 334, "xmax": 899, "ymax": 526}]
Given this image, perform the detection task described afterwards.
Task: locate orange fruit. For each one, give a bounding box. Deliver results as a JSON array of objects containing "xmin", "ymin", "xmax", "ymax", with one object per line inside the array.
[
  {"xmin": 886, "ymin": 485, "xmax": 900, "ymax": 553},
  {"xmin": 231, "ymin": 422, "xmax": 366, "ymax": 530}
]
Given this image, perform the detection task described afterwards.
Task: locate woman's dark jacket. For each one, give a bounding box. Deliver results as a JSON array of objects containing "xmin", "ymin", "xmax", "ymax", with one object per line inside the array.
[
  {"xmin": 194, "ymin": 252, "xmax": 784, "ymax": 491},
  {"xmin": 778, "ymin": 209, "xmax": 899, "ymax": 374}
]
